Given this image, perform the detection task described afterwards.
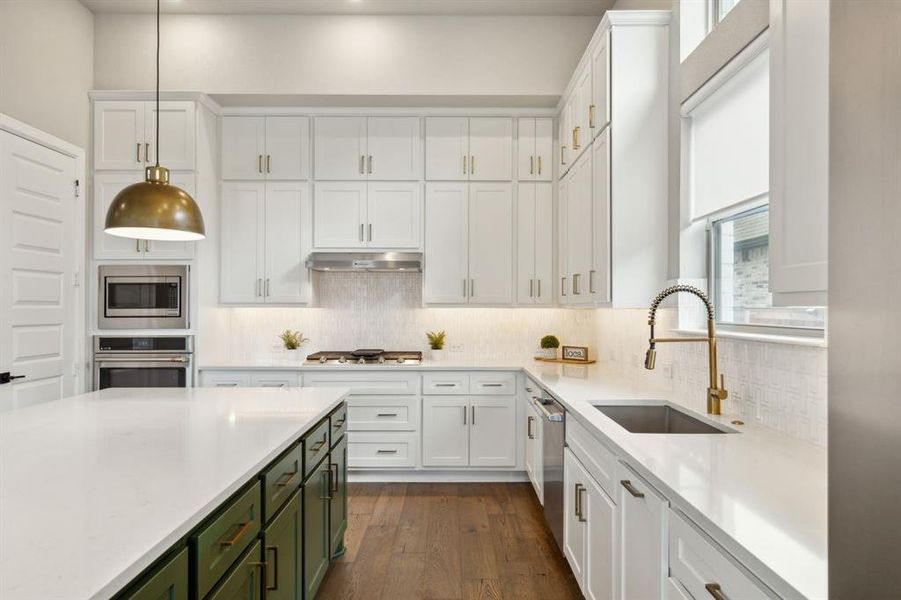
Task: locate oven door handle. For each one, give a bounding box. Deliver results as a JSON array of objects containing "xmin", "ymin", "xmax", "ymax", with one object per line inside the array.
[{"xmin": 94, "ymin": 357, "xmax": 189, "ymax": 364}]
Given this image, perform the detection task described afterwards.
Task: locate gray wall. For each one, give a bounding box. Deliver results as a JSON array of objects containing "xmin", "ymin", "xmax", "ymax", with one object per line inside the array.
[
  {"xmin": 828, "ymin": 1, "xmax": 901, "ymax": 595},
  {"xmin": 0, "ymin": 0, "xmax": 94, "ymax": 149}
]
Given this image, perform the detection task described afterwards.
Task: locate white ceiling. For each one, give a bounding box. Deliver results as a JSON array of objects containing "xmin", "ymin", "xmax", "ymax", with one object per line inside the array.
[{"xmin": 81, "ymin": 0, "xmax": 611, "ymax": 16}]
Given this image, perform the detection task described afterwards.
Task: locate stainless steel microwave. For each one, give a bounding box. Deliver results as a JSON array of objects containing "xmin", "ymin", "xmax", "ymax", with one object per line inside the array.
[{"xmin": 98, "ymin": 265, "xmax": 189, "ymax": 330}]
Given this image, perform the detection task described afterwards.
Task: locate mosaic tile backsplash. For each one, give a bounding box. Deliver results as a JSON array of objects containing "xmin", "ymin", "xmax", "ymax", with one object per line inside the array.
[{"xmin": 198, "ymin": 273, "xmax": 827, "ymax": 446}]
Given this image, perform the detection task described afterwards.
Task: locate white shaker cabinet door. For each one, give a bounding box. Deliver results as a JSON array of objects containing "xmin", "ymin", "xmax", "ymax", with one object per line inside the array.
[
  {"xmin": 265, "ymin": 182, "xmax": 308, "ymax": 304},
  {"xmin": 422, "ymin": 396, "xmax": 469, "ymax": 467},
  {"xmin": 517, "ymin": 118, "xmax": 537, "ymax": 181},
  {"xmin": 265, "ymin": 116, "xmax": 310, "ymax": 180},
  {"xmin": 574, "ymin": 63, "xmax": 593, "ymax": 153},
  {"xmin": 366, "ymin": 181, "xmax": 421, "ymax": 249},
  {"xmin": 516, "ymin": 182, "xmax": 537, "ymax": 304},
  {"xmin": 534, "ymin": 182, "xmax": 554, "ymax": 304},
  {"xmin": 591, "ymin": 128, "xmax": 611, "ymax": 303},
  {"xmin": 535, "ymin": 118, "xmax": 554, "ymax": 182},
  {"xmin": 222, "ymin": 116, "xmax": 266, "ymax": 180},
  {"xmin": 314, "ymin": 116, "xmax": 367, "ymax": 180},
  {"xmin": 618, "ymin": 462, "xmax": 668, "ymax": 600},
  {"xmin": 313, "ymin": 182, "xmax": 367, "ymax": 248},
  {"xmin": 93, "ymin": 172, "xmax": 144, "ymax": 259},
  {"xmin": 425, "ymin": 117, "xmax": 468, "ymax": 181},
  {"xmin": 468, "ymin": 396, "xmax": 516, "ymax": 467},
  {"xmin": 220, "ymin": 181, "xmax": 265, "ymax": 303},
  {"xmin": 468, "ymin": 117, "xmax": 513, "ymax": 181},
  {"xmin": 468, "ymin": 183, "xmax": 513, "ymax": 305},
  {"xmin": 145, "ymin": 100, "xmax": 195, "ymax": 171},
  {"xmin": 93, "ymin": 101, "xmax": 145, "ymax": 170},
  {"xmin": 590, "ymin": 29, "xmax": 611, "ymax": 136},
  {"xmin": 585, "ymin": 474, "xmax": 618, "ymax": 600},
  {"xmin": 141, "ymin": 172, "xmax": 196, "ymax": 260},
  {"xmin": 367, "ymin": 116, "xmax": 421, "ymax": 180},
  {"xmin": 563, "ymin": 448, "xmax": 588, "ymax": 593},
  {"xmin": 566, "ymin": 148, "xmax": 593, "ymax": 304},
  {"xmin": 424, "ymin": 183, "xmax": 469, "ymax": 304}
]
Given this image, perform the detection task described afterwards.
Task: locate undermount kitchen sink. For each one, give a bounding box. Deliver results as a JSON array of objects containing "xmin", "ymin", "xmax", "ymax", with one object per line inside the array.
[{"xmin": 593, "ymin": 405, "xmax": 732, "ymax": 434}]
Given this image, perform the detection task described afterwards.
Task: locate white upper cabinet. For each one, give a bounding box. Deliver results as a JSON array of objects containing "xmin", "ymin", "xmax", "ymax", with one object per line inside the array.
[
  {"xmin": 313, "ymin": 182, "xmax": 368, "ymax": 248},
  {"xmin": 426, "ymin": 117, "xmax": 512, "ymax": 181},
  {"xmin": 366, "ymin": 117, "xmax": 421, "ymax": 180},
  {"xmin": 424, "ymin": 182, "xmax": 469, "ymax": 304},
  {"xmin": 590, "ymin": 30, "xmax": 611, "ymax": 135},
  {"xmin": 425, "ymin": 117, "xmax": 469, "ymax": 181},
  {"xmin": 517, "ymin": 182, "xmax": 554, "ymax": 304},
  {"xmin": 314, "ymin": 116, "xmax": 367, "ymax": 180},
  {"xmin": 566, "ymin": 148, "xmax": 593, "ymax": 304},
  {"xmin": 468, "ymin": 183, "xmax": 513, "ymax": 305},
  {"xmin": 557, "ymin": 171, "xmax": 570, "ymax": 305},
  {"xmin": 265, "ymin": 117, "xmax": 311, "ymax": 180},
  {"xmin": 264, "ymin": 182, "xmax": 309, "ymax": 303},
  {"xmin": 517, "ymin": 118, "xmax": 553, "ymax": 181},
  {"xmin": 573, "ymin": 63, "xmax": 593, "ymax": 158},
  {"xmin": 94, "ymin": 100, "xmax": 195, "ymax": 171},
  {"xmin": 367, "ymin": 182, "xmax": 421, "ymax": 248},
  {"xmin": 222, "ymin": 116, "xmax": 266, "ymax": 180},
  {"xmin": 559, "ymin": 101, "xmax": 572, "ymax": 175},
  {"xmin": 591, "ymin": 128, "xmax": 611, "ymax": 303}
]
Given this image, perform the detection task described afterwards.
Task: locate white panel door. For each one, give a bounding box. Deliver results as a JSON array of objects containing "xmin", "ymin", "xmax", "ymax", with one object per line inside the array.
[
  {"xmin": 422, "ymin": 396, "xmax": 469, "ymax": 467},
  {"xmin": 534, "ymin": 182, "xmax": 554, "ymax": 304},
  {"xmin": 563, "ymin": 448, "xmax": 588, "ymax": 593},
  {"xmin": 591, "ymin": 128, "xmax": 612, "ymax": 303},
  {"xmin": 265, "ymin": 182, "xmax": 308, "ymax": 304},
  {"xmin": 575, "ymin": 63, "xmax": 593, "ymax": 152},
  {"xmin": 366, "ymin": 182, "xmax": 421, "ymax": 248},
  {"xmin": 424, "ymin": 182, "xmax": 468, "ymax": 304},
  {"xmin": 265, "ymin": 116, "xmax": 310, "ymax": 180},
  {"xmin": 0, "ymin": 131, "xmax": 76, "ymax": 411},
  {"xmin": 516, "ymin": 182, "xmax": 537, "ymax": 303},
  {"xmin": 222, "ymin": 116, "xmax": 266, "ymax": 180},
  {"xmin": 517, "ymin": 118, "xmax": 537, "ymax": 181},
  {"xmin": 559, "ymin": 103, "xmax": 571, "ymax": 175},
  {"xmin": 93, "ymin": 100, "xmax": 145, "ymax": 170},
  {"xmin": 469, "ymin": 396, "xmax": 516, "ymax": 467},
  {"xmin": 525, "ymin": 401, "xmax": 544, "ymax": 502},
  {"xmin": 558, "ymin": 173, "xmax": 570, "ymax": 305},
  {"xmin": 591, "ymin": 30, "xmax": 611, "ymax": 136},
  {"xmin": 220, "ymin": 181, "xmax": 265, "ymax": 303},
  {"xmin": 567, "ymin": 149, "xmax": 593, "ymax": 304},
  {"xmin": 367, "ymin": 117, "xmax": 421, "ymax": 180},
  {"xmin": 469, "ymin": 183, "xmax": 513, "ymax": 305},
  {"xmin": 314, "ymin": 116, "xmax": 367, "ymax": 180},
  {"xmin": 535, "ymin": 118, "xmax": 554, "ymax": 182},
  {"xmin": 145, "ymin": 100, "xmax": 195, "ymax": 171},
  {"xmin": 468, "ymin": 117, "xmax": 513, "ymax": 181},
  {"xmin": 619, "ymin": 463, "xmax": 668, "ymax": 600},
  {"xmin": 313, "ymin": 182, "xmax": 367, "ymax": 248},
  {"xmin": 141, "ymin": 172, "xmax": 197, "ymax": 260},
  {"xmin": 566, "ymin": 93, "xmax": 582, "ymax": 161},
  {"xmin": 93, "ymin": 172, "xmax": 144, "ymax": 259},
  {"xmin": 585, "ymin": 475, "xmax": 618, "ymax": 600},
  {"xmin": 425, "ymin": 117, "xmax": 468, "ymax": 181}
]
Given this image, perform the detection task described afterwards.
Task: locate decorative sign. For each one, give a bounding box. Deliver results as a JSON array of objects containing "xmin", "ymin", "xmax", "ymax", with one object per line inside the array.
[{"xmin": 561, "ymin": 346, "xmax": 590, "ymax": 362}]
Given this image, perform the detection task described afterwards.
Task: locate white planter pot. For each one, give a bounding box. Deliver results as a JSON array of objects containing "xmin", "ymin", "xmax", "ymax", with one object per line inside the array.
[
  {"xmin": 430, "ymin": 349, "xmax": 446, "ymax": 362},
  {"xmin": 536, "ymin": 348, "xmax": 557, "ymax": 360}
]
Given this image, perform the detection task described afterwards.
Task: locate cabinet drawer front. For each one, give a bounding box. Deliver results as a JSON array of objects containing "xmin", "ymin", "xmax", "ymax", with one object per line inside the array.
[
  {"xmin": 303, "ymin": 419, "xmax": 331, "ymax": 476},
  {"xmin": 304, "ymin": 372, "xmax": 421, "ymax": 395},
  {"xmin": 193, "ymin": 482, "xmax": 262, "ymax": 599},
  {"xmin": 330, "ymin": 403, "xmax": 348, "ymax": 446},
  {"xmin": 347, "ymin": 397, "xmax": 420, "ymax": 431},
  {"xmin": 122, "ymin": 547, "xmax": 188, "ymax": 600},
  {"xmin": 470, "ymin": 372, "xmax": 516, "ymax": 395},
  {"xmin": 250, "ymin": 371, "xmax": 300, "ymax": 388},
  {"xmin": 566, "ymin": 417, "xmax": 618, "ymax": 501},
  {"xmin": 261, "ymin": 442, "xmax": 302, "ymax": 523},
  {"xmin": 347, "ymin": 432, "xmax": 418, "ymax": 468},
  {"xmin": 422, "ymin": 372, "xmax": 469, "ymax": 395},
  {"xmin": 199, "ymin": 371, "xmax": 252, "ymax": 388},
  {"xmin": 206, "ymin": 540, "xmax": 263, "ymax": 600},
  {"xmin": 669, "ymin": 511, "xmax": 773, "ymax": 600}
]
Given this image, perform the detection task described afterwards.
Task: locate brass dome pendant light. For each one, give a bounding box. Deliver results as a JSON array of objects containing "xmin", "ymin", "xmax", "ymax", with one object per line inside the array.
[{"xmin": 104, "ymin": 0, "xmax": 205, "ymax": 242}]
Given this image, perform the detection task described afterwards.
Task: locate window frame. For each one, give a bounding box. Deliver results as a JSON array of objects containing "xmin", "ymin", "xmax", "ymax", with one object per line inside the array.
[{"xmin": 707, "ymin": 203, "xmax": 825, "ymax": 339}]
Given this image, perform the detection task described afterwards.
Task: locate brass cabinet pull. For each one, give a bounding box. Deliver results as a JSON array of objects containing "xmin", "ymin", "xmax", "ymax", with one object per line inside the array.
[
  {"xmin": 561, "ymin": 277, "xmax": 567, "ymax": 297},
  {"xmin": 376, "ymin": 449, "xmax": 398, "ymax": 454},
  {"xmin": 463, "ymin": 278, "xmax": 467, "ymax": 297},
  {"xmin": 145, "ymin": 142, "xmax": 150, "ymax": 163},
  {"xmin": 470, "ymin": 278, "xmax": 475, "ymax": 297},
  {"xmin": 538, "ymin": 155, "xmax": 542, "ymax": 175},
  {"xmin": 266, "ymin": 546, "xmax": 279, "ymax": 591},
  {"xmin": 311, "ymin": 433, "xmax": 327, "ymax": 452},
  {"xmin": 471, "ymin": 405, "xmax": 476, "ymax": 425},
  {"xmin": 220, "ymin": 520, "xmax": 252, "ymax": 547},
  {"xmin": 574, "ymin": 483, "xmax": 584, "ymax": 517},
  {"xmin": 330, "ymin": 463, "xmax": 339, "ymax": 492},
  {"xmin": 333, "ymin": 417, "xmax": 346, "ymax": 429},
  {"xmin": 705, "ymin": 583, "xmax": 728, "ymax": 600},
  {"xmin": 359, "ymin": 223, "xmax": 364, "ymax": 242},
  {"xmin": 266, "ymin": 155, "xmax": 271, "ymax": 173},
  {"xmin": 463, "ymin": 154, "xmax": 467, "ymax": 175},
  {"xmin": 275, "ymin": 468, "xmax": 298, "ymax": 488},
  {"xmin": 573, "ymin": 273, "xmax": 580, "ymax": 296},
  {"xmin": 589, "ymin": 104, "xmax": 596, "ymax": 129},
  {"xmin": 136, "ymin": 239, "xmax": 142, "ymax": 253},
  {"xmin": 529, "ymin": 279, "xmax": 534, "ymax": 297},
  {"xmin": 470, "ymin": 155, "xmax": 475, "ymax": 175},
  {"xmin": 368, "ymin": 223, "xmax": 372, "ymax": 242},
  {"xmin": 367, "ymin": 155, "xmax": 372, "ymax": 174},
  {"xmin": 463, "ymin": 405, "xmax": 467, "ymax": 425},
  {"xmin": 250, "ymin": 561, "xmax": 269, "ymax": 600},
  {"xmin": 527, "ymin": 416, "xmax": 534, "ymax": 439},
  {"xmin": 258, "ymin": 154, "xmax": 263, "ymax": 173},
  {"xmin": 530, "ymin": 155, "xmax": 534, "ymax": 175},
  {"xmin": 621, "ymin": 480, "xmax": 645, "ymax": 498},
  {"xmin": 561, "ymin": 145, "xmax": 566, "ymax": 165},
  {"xmin": 589, "ymin": 270, "xmax": 596, "ymax": 294},
  {"xmin": 537, "ymin": 279, "xmax": 542, "ymax": 297},
  {"xmin": 577, "ymin": 485, "xmax": 587, "ymax": 522},
  {"xmin": 360, "ymin": 154, "xmax": 365, "ymax": 174},
  {"xmin": 256, "ymin": 278, "xmax": 262, "ymax": 297},
  {"xmin": 136, "ymin": 142, "xmax": 142, "ymax": 162},
  {"xmin": 265, "ymin": 278, "xmax": 271, "ymax": 297},
  {"xmin": 376, "ymin": 412, "xmax": 398, "ymax": 417},
  {"xmin": 572, "ymin": 127, "xmax": 581, "ymax": 150},
  {"xmin": 144, "ymin": 239, "xmax": 151, "ymax": 253},
  {"xmin": 322, "ymin": 469, "xmax": 333, "ymax": 500}
]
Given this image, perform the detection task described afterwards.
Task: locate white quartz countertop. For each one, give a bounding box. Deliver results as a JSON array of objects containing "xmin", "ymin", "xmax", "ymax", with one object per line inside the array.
[
  {"xmin": 0, "ymin": 386, "xmax": 348, "ymax": 600},
  {"xmin": 199, "ymin": 358, "xmax": 827, "ymax": 599}
]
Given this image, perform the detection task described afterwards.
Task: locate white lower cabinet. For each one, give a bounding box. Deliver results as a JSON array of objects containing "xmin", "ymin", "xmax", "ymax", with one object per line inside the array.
[
  {"xmin": 524, "ymin": 399, "xmax": 543, "ymax": 502},
  {"xmin": 422, "ymin": 396, "xmax": 470, "ymax": 466},
  {"xmin": 422, "ymin": 395, "xmax": 516, "ymax": 468},
  {"xmin": 198, "ymin": 370, "xmax": 300, "ymax": 388},
  {"xmin": 347, "ymin": 432, "xmax": 418, "ymax": 468},
  {"xmin": 618, "ymin": 461, "xmax": 668, "ymax": 600}
]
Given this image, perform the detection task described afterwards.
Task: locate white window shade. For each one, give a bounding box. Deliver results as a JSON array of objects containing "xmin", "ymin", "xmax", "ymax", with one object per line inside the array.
[{"xmin": 687, "ymin": 47, "xmax": 770, "ymax": 220}]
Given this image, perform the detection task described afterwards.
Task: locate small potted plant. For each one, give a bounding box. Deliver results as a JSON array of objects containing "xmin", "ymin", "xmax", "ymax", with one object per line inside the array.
[
  {"xmin": 279, "ymin": 330, "xmax": 309, "ymax": 356},
  {"xmin": 537, "ymin": 335, "xmax": 560, "ymax": 360},
  {"xmin": 426, "ymin": 330, "xmax": 447, "ymax": 362}
]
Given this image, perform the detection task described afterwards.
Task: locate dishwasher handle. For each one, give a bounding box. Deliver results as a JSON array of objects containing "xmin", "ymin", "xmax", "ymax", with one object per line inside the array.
[{"xmin": 532, "ymin": 398, "xmax": 564, "ymax": 422}]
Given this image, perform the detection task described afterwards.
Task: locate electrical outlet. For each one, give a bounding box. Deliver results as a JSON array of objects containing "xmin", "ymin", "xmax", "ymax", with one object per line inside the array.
[
  {"xmin": 271, "ymin": 344, "xmax": 283, "ymax": 352},
  {"xmin": 448, "ymin": 342, "xmax": 465, "ymax": 352}
]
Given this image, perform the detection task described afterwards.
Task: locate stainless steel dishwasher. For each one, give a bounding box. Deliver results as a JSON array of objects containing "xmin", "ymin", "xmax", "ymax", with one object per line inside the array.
[{"xmin": 532, "ymin": 391, "xmax": 566, "ymax": 549}]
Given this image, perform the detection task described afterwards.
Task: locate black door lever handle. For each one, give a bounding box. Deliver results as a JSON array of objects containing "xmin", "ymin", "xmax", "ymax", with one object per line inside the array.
[{"xmin": 0, "ymin": 372, "xmax": 26, "ymax": 385}]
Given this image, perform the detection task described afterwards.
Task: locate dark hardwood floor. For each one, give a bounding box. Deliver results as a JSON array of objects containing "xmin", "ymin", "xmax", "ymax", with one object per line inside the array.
[{"xmin": 317, "ymin": 482, "xmax": 583, "ymax": 600}]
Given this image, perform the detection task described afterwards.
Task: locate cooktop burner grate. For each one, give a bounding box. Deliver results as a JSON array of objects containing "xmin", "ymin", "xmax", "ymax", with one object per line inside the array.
[{"xmin": 306, "ymin": 350, "xmax": 423, "ymax": 364}]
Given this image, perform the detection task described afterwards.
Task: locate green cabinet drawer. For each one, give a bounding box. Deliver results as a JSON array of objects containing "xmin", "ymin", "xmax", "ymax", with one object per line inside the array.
[
  {"xmin": 121, "ymin": 547, "xmax": 188, "ymax": 600},
  {"xmin": 303, "ymin": 462, "xmax": 332, "ymax": 599},
  {"xmin": 329, "ymin": 434, "xmax": 348, "ymax": 558},
  {"xmin": 303, "ymin": 419, "xmax": 330, "ymax": 477},
  {"xmin": 261, "ymin": 441, "xmax": 302, "ymax": 523},
  {"xmin": 330, "ymin": 403, "xmax": 347, "ymax": 447},
  {"xmin": 263, "ymin": 490, "xmax": 302, "ymax": 600},
  {"xmin": 193, "ymin": 481, "xmax": 262, "ymax": 599},
  {"xmin": 206, "ymin": 540, "xmax": 264, "ymax": 600}
]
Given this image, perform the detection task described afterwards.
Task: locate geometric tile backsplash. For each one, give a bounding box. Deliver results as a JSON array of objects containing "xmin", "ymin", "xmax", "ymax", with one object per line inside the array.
[{"xmin": 198, "ymin": 272, "xmax": 827, "ymax": 446}]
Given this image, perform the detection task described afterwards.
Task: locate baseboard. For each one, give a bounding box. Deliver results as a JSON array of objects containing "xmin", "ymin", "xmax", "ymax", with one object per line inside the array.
[{"xmin": 348, "ymin": 469, "xmax": 530, "ymax": 483}]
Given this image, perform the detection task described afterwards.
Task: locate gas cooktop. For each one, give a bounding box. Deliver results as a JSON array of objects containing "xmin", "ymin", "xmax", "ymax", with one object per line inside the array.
[{"xmin": 305, "ymin": 349, "xmax": 422, "ymax": 365}]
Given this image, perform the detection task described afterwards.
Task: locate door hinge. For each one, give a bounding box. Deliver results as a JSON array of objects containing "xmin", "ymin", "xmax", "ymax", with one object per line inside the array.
[{"xmin": 74, "ymin": 179, "xmax": 80, "ymax": 198}]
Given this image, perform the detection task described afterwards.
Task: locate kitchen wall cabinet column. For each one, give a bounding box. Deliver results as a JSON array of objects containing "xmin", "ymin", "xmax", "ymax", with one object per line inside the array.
[
  {"xmin": 517, "ymin": 182, "xmax": 553, "ymax": 305},
  {"xmin": 94, "ymin": 100, "xmax": 195, "ymax": 171},
  {"xmin": 314, "ymin": 181, "xmax": 421, "ymax": 249},
  {"xmin": 425, "ymin": 117, "xmax": 512, "ymax": 181},
  {"xmin": 590, "ymin": 30, "xmax": 611, "ymax": 136},
  {"xmin": 517, "ymin": 118, "xmax": 553, "ymax": 182},
  {"xmin": 424, "ymin": 183, "xmax": 469, "ymax": 304},
  {"xmin": 223, "ymin": 116, "xmax": 310, "ymax": 180},
  {"xmin": 468, "ymin": 183, "xmax": 513, "ymax": 304}
]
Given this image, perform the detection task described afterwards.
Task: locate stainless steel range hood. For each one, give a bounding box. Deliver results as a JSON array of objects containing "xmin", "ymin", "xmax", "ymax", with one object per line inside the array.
[{"xmin": 305, "ymin": 252, "xmax": 422, "ymax": 272}]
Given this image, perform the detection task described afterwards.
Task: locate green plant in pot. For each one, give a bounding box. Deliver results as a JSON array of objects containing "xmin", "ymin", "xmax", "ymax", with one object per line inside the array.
[
  {"xmin": 426, "ymin": 330, "xmax": 447, "ymax": 362},
  {"xmin": 538, "ymin": 334, "xmax": 560, "ymax": 360},
  {"xmin": 279, "ymin": 329, "xmax": 309, "ymax": 352}
]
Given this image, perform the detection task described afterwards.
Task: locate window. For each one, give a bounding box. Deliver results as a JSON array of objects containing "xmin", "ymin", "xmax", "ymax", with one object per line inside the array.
[
  {"xmin": 716, "ymin": 0, "xmax": 741, "ymax": 21},
  {"xmin": 710, "ymin": 205, "xmax": 826, "ymax": 334},
  {"xmin": 680, "ymin": 0, "xmax": 745, "ymax": 60}
]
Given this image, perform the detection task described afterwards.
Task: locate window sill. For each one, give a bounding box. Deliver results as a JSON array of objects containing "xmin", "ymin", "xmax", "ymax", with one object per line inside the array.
[{"xmin": 671, "ymin": 328, "xmax": 828, "ymax": 348}]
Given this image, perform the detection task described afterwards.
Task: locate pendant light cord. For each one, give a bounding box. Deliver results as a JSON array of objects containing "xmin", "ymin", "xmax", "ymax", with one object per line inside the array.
[{"xmin": 155, "ymin": 0, "xmax": 160, "ymax": 166}]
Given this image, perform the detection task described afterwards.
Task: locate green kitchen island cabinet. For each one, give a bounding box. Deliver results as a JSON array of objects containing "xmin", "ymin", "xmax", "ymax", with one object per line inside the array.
[{"xmin": 120, "ymin": 548, "xmax": 188, "ymax": 600}]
